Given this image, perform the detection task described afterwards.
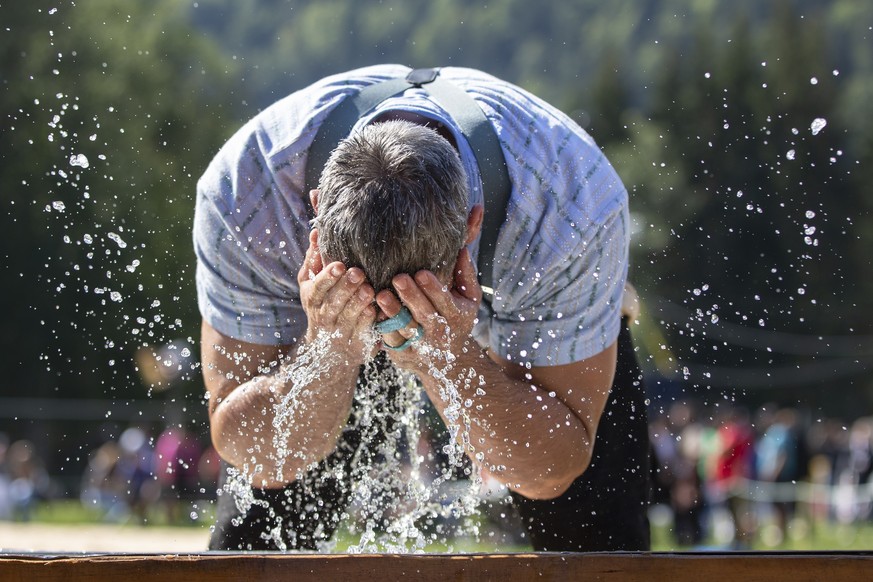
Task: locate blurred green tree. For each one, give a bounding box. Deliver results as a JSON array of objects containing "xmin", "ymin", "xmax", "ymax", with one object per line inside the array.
[{"xmin": 0, "ymin": 1, "xmax": 240, "ymax": 455}]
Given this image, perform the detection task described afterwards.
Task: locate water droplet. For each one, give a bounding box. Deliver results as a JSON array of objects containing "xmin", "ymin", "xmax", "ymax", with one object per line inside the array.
[
  {"xmin": 810, "ymin": 118, "xmax": 827, "ymax": 135},
  {"xmin": 69, "ymin": 153, "xmax": 89, "ymax": 168},
  {"xmin": 107, "ymin": 232, "xmax": 127, "ymax": 248},
  {"xmin": 786, "ymin": 149, "xmax": 796, "ymax": 160},
  {"xmin": 51, "ymin": 200, "xmax": 66, "ymax": 212}
]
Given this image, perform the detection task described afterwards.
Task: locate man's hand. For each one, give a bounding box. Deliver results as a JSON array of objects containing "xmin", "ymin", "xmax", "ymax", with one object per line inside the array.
[
  {"xmin": 373, "ymin": 243, "xmax": 618, "ymax": 500},
  {"xmin": 298, "ymin": 229, "xmax": 377, "ymax": 365},
  {"xmin": 375, "ymin": 247, "xmax": 481, "ymax": 370}
]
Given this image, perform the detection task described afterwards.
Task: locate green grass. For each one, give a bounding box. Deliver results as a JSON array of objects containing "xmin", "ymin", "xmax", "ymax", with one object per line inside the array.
[
  {"xmin": 29, "ymin": 499, "xmax": 216, "ymax": 529},
  {"xmin": 30, "ymin": 500, "xmax": 105, "ymax": 524},
  {"xmin": 21, "ymin": 500, "xmax": 873, "ymax": 552},
  {"xmin": 648, "ymin": 507, "xmax": 873, "ymax": 552},
  {"xmin": 650, "ymin": 523, "xmax": 873, "ymax": 551}
]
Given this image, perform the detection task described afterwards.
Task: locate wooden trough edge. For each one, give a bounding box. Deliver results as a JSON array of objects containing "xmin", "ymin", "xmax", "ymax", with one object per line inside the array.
[{"xmin": 1, "ymin": 551, "xmax": 871, "ymax": 582}]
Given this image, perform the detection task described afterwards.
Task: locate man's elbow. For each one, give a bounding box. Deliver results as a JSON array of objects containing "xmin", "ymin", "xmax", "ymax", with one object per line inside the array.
[
  {"xmin": 209, "ymin": 410, "xmax": 251, "ymax": 471},
  {"xmin": 512, "ymin": 456, "xmax": 591, "ymax": 500}
]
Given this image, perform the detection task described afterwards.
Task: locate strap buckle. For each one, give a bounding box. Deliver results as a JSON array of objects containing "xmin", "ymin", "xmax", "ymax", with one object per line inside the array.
[{"xmin": 405, "ymin": 67, "xmax": 440, "ymax": 87}]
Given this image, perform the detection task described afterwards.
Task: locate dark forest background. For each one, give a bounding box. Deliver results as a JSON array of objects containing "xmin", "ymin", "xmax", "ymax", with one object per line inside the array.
[{"xmin": 2, "ymin": 0, "xmax": 872, "ymax": 489}]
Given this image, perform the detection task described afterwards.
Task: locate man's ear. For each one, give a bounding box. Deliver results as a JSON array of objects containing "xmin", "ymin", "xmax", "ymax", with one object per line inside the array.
[
  {"xmin": 465, "ymin": 204, "xmax": 484, "ymax": 245},
  {"xmin": 309, "ymin": 189, "xmax": 320, "ymax": 215}
]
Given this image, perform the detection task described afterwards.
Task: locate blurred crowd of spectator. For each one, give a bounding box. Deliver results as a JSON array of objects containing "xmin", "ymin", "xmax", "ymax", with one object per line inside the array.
[
  {"xmin": 78, "ymin": 426, "xmax": 221, "ymax": 524},
  {"xmin": 0, "ymin": 426, "xmax": 220, "ymax": 525},
  {"xmin": 650, "ymin": 400, "xmax": 873, "ymax": 548},
  {"xmin": 3, "ymin": 402, "xmax": 873, "ymax": 547}
]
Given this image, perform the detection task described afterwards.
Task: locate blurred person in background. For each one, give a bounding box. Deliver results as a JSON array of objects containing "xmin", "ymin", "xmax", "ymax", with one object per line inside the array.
[
  {"xmin": 80, "ymin": 437, "xmax": 124, "ymax": 520},
  {"xmin": 154, "ymin": 426, "xmax": 204, "ymax": 523},
  {"xmin": 663, "ymin": 401, "xmax": 706, "ymax": 547},
  {"xmin": 6, "ymin": 439, "xmax": 51, "ymax": 522},
  {"xmin": 713, "ymin": 407, "xmax": 756, "ymax": 548},
  {"xmin": 115, "ymin": 427, "xmax": 156, "ymax": 523},
  {"xmin": 843, "ymin": 417, "xmax": 873, "ymax": 522},
  {"xmin": 0, "ymin": 433, "xmax": 11, "ymax": 520},
  {"xmin": 755, "ymin": 407, "xmax": 807, "ymax": 544}
]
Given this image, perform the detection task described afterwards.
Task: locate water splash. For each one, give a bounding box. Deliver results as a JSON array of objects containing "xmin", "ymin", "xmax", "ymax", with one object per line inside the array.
[
  {"xmin": 221, "ymin": 322, "xmax": 488, "ymax": 553},
  {"xmin": 344, "ymin": 325, "xmax": 485, "ymax": 553},
  {"xmin": 270, "ymin": 329, "xmax": 345, "ymax": 481}
]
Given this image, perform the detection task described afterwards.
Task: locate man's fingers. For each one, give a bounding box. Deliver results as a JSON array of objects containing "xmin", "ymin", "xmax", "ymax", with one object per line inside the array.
[
  {"xmin": 391, "ymin": 274, "xmax": 435, "ymax": 324},
  {"xmin": 295, "ymin": 226, "xmax": 376, "ymax": 359},
  {"xmin": 301, "ymin": 259, "xmax": 375, "ymax": 354},
  {"xmin": 375, "ymin": 289, "xmax": 402, "ymax": 317},
  {"xmin": 317, "ymin": 265, "xmax": 374, "ymax": 325},
  {"xmin": 346, "ymin": 301, "xmax": 377, "ymax": 342},
  {"xmin": 298, "ymin": 229, "xmax": 323, "ymax": 285},
  {"xmin": 412, "ymin": 269, "xmax": 465, "ymax": 321},
  {"xmin": 337, "ymin": 283, "xmax": 376, "ymax": 330},
  {"xmin": 374, "ymin": 289, "xmax": 413, "ymax": 348},
  {"xmin": 306, "ymin": 261, "xmax": 346, "ymax": 306}
]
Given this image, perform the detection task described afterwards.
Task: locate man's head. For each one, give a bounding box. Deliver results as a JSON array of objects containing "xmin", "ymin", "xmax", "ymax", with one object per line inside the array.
[{"xmin": 313, "ymin": 119, "xmax": 470, "ymax": 292}]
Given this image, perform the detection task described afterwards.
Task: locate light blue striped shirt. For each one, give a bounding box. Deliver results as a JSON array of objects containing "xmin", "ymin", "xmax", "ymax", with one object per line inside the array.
[{"xmin": 194, "ymin": 65, "xmax": 629, "ymax": 367}]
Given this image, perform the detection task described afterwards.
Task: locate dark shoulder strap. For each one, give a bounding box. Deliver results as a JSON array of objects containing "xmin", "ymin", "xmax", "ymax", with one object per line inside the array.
[
  {"xmin": 303, "ymin": 76, "xmax": 410, "ymax": 202},
  {"xmin": 304, "ymin": 67, "xmax": 511, "ymax": 295}
]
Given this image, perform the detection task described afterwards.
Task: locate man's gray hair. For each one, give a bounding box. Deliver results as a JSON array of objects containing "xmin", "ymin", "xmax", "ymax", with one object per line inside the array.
[{"xmin": 314, "ymin": 119, "xmax": 469, "ymax": 292}]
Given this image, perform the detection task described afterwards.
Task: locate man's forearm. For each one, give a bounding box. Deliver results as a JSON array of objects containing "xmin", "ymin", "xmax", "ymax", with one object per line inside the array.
[
  {"xmin": 417, "ymin": 345, "xmax": 595, "ymax": 500},
  {"xmin": 210, "ymin": 342, "xmax": 360, "ymax": 489}
]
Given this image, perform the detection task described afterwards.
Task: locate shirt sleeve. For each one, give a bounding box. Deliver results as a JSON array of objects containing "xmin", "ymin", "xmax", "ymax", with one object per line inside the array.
[
  {"xmin": 193, "ymin": 128, "xmax": 309, "ymax": 346},
  {"xmin": 486, "ymin": 202, "xmax": 629, "ymax": 368},
  {"xmin": 192, "ymin": 65, "xmax": 416, "ymax": 347},
  {"xmin": 477, "ymin": 95, "xmax": 630, "ymax": 367}
]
